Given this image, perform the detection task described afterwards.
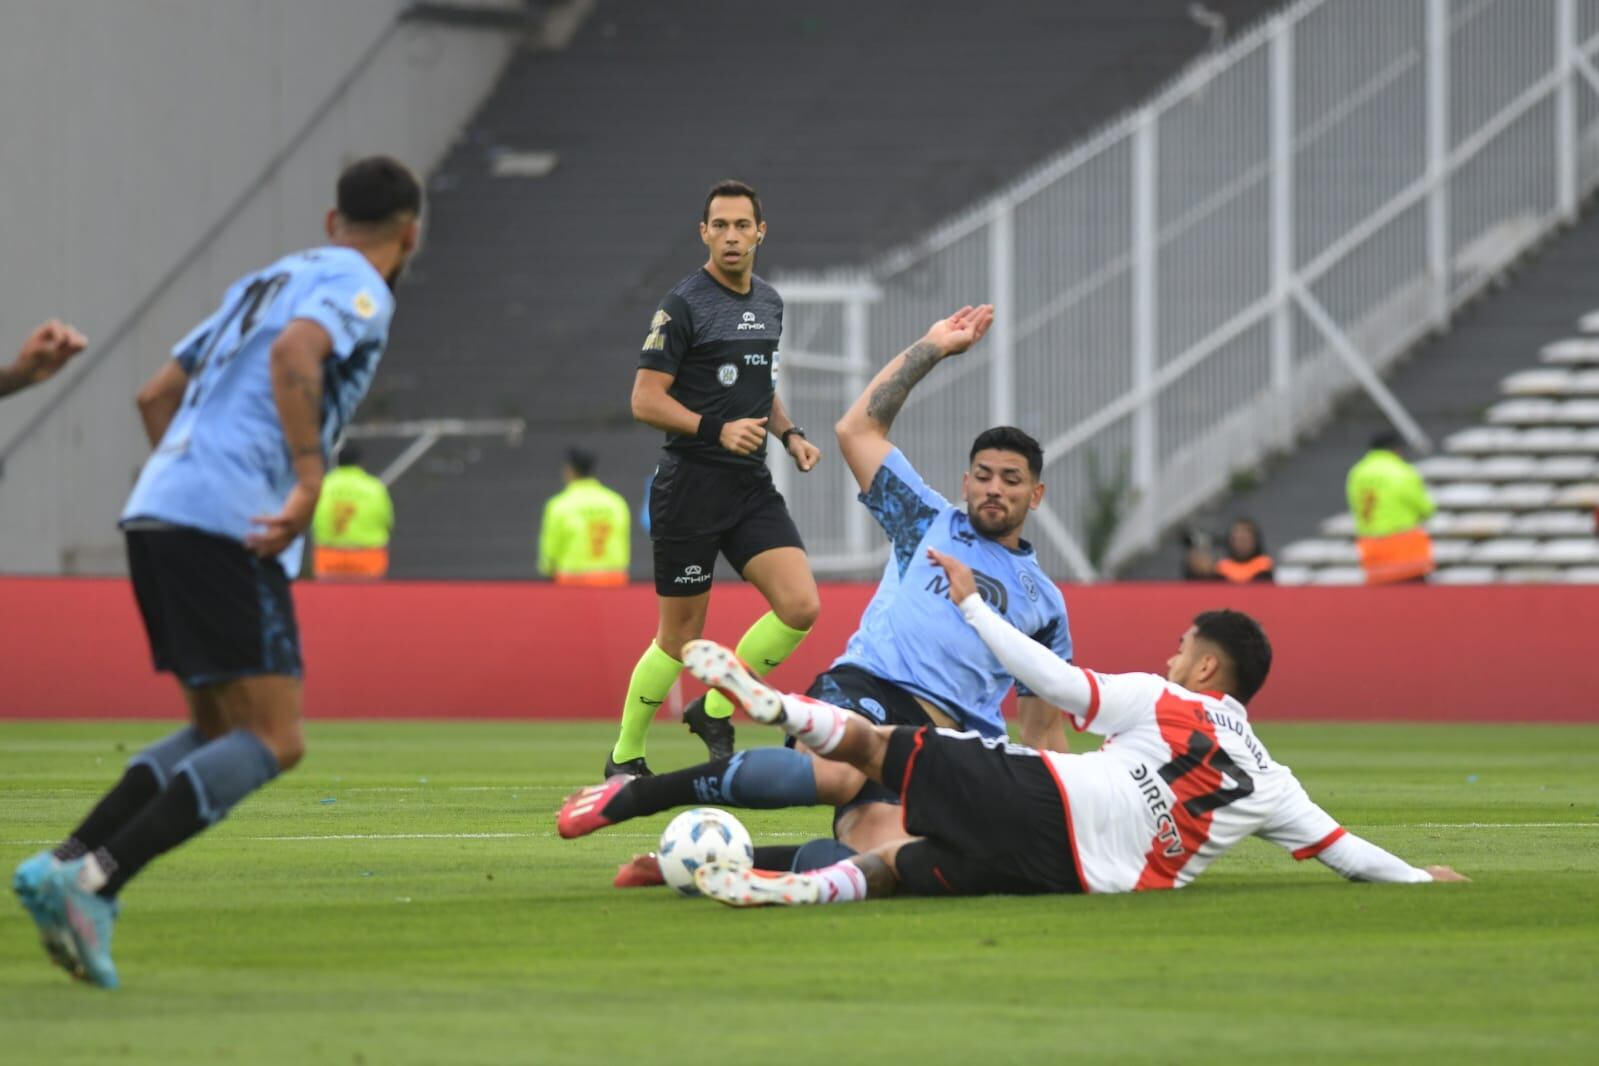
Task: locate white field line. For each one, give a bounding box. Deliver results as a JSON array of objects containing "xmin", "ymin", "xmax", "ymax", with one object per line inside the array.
[{"xmin": 2, "ymin": 823, "xmax": 1593, "ymax": 847}]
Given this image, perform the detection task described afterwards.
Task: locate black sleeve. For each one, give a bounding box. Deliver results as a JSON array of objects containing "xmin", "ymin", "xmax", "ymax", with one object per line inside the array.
[{"xmin": 639, "ymin": 293, "xmax": 694, "ymax": 376}]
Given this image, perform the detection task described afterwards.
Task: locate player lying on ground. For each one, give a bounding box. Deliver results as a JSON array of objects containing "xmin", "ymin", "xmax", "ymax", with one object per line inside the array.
[
  {"xmin": 11, "ymin": 157, "xmax": 423, "ymax": 988},
  {"xmin": 563, "ymin": 305, "xmax": 1077, "ymax": 877},
  {"xmin": 678, "ymin": 549, "xmax": 1467, "ymax": 905}
]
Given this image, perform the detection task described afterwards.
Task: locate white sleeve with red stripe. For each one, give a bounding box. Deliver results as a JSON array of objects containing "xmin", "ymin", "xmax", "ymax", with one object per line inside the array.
[
  {"xmin": 1314, "ymin": 834, "xmax": 1433, "ymax": 883},
  {"xmin": 957, "ymin": 594, "xmax": 1161, "ymax": 735},
  {"xmin": 1256, "ymin": 774, "xmax": 1432, "ymax": 883}
]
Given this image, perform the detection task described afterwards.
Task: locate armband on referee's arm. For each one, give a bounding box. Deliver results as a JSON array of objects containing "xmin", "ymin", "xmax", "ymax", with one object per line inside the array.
[{"xmin": 696, "ymin": 415, "xmax": 726, "ymax": 446}]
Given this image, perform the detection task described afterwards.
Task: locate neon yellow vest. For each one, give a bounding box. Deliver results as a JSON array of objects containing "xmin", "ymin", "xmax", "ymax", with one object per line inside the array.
[
  {"xmin": 312, "ymin": 466, "xmax": 394, "ymax": 549},
  {"xmin": 538, "ymin": 478, "xmax": 631, "ymax": 576},
  {"xmin": 1346, "ymin": 449, "xmax": 1435, "ymax": 539}
]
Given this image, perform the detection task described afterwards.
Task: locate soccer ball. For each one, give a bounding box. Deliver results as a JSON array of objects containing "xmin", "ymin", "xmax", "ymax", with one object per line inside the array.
[{"xmin": 657, "ymin": 807, "xmax": 754, "ymax": 896}]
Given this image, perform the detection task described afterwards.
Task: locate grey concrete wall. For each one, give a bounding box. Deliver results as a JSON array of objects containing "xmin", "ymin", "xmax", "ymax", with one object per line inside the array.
[{"xmin": 0, "ymin": 0, "xmax": 517, "ymax": 572}]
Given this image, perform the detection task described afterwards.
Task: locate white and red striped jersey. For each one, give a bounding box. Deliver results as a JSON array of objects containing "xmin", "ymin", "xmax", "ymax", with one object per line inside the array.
[{"xmin": 959, "ymin": 595, "xmax": 1431, "ymax": 894}]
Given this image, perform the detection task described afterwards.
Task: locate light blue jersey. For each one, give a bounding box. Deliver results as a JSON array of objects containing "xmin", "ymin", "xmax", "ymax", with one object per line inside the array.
[
  {"xmin": 122, "ymin": 246, "xmax": 394, "ymax": 575},
  {"xmin": 834, "ymin": 448, "xmax": 1073, "ymax": 738}
]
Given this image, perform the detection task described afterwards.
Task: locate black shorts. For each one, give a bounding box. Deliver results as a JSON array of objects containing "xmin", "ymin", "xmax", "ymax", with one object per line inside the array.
[
  {"xmin": 804, "ymin": 665, "xmax": 941, "ymax": 817},
  {"xmin": 649, "ymin": 452, "xmax": 804, "ymax": 597},
  {"xmin": 880, "ymin": 726, "xmax": 1086, "ymax": 897},
  {"xmin": 125, "ymin": 524, "xmax": 303, "ymax": 688}
]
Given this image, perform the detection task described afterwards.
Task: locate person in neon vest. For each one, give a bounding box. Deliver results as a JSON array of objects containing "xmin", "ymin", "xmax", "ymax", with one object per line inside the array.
[
  {"xmin": 1346, "ymin": 431, "xmax": 1435, "ymax": 585},
  {"xmin": 538, "ymin": 448, "xmax": 631, "ymax": 586},
  {"xmin": 310, "ymin": 442, "xmax": 394, "ymax": 579}
]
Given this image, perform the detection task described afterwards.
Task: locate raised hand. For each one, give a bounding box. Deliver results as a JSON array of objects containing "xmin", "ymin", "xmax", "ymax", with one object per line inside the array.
[{"xmin": 924, "ymin": 304, "xmax": 995, "ymax": 358}]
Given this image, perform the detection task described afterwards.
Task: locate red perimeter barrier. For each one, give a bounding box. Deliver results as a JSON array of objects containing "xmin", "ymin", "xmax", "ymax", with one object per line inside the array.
[{"xmin": 1, "ymin": 577, "xmax": 1595, "ymax": 722}]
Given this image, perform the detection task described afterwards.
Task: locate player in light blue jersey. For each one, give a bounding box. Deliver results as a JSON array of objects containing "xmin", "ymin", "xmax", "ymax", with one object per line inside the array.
[
  {"xmin": 12, "ymin": 157, "xmax": 422, "ymax": 988},
  {"xmin": 561, "ymin": 305, "xmax": 1079, "ymax": 883}
]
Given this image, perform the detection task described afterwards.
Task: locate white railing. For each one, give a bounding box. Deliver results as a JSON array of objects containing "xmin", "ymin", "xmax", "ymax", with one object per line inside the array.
[{"xmin": 773, "ymin": 0, "xmax": 1599, "ymax": 580}]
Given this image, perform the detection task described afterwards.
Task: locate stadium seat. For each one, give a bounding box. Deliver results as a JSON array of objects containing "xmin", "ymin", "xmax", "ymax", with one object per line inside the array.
[
  {"xmin": 1430, "ymin": 540, "xmax": 1474, "ymax": 564},
  {"xmin": 1497, "ymin": 566, "xmax": 1564, "ymax": 583},
  {"xmin": 1554, "ymin": 483, "xmax": 1599, "ymax": 507},
  {"xmin": 1561, "ymin": 566, "xmax": 1599, "ymax": 583},
  {"xmin": 1541, "ymin": 337, "xmax": 1599, "ymax": 364},
  {"xmin": 1272, "ymin": 564, "xmax": 1314, "ymax": 586},
  {"xmin": 1430, "ymin": 566, "xmax": 1501, "ymax": 584},
  {"xmin": 1281, "ymin": 539, "xmax": 1360, "ymax": 565},
  {"xmin": 1509, "ymin": 510, "xmax": 1597, "ymax": 536},
  {"xmin": 1306, "ymin": 566, "xmax": 1367, "ymax": 586},
  {"xmin": 1432, "ymin": 483, "xmax": 1500, "ymax": 509},
  {"xmin": 1415, "ymin": 455, "xmax": 1486, "ymax": 480},
  {"xmin": 1318, "ymin": 513, "xmax": 1357, "ymax": 537},
  {"xmin": 1428, "ymin": 511, "xmax": 1514, "ymax": 538},
  {"xmin": 1468, "ymin": 539, "xmax": 1543, "ymax": 565},
  {"xmin": 1501, "ymin": 369, "xmax": 1599, "ymax": 396},
  {"xmin": 1536, "ymin": 538, "xmax": 1599, "ymax": 565}
]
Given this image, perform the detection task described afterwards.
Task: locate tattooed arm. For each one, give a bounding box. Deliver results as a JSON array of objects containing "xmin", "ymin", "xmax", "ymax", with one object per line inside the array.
[
  {"xmin": 246, "ymin": 319, "xmax": 334, "ymax": 558},
  {"xmin": 834, "ymin": 304, "xmax": 995, "ymax": 493}
]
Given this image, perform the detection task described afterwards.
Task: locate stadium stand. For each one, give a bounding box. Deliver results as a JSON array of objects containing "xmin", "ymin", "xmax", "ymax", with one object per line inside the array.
[
  {"xmin": 1127, "ymin": 196, "xmax": 1599, "ymax": 585},
  {"xmin": 371, "ymin": 0, "xmax": 1288, "ymax": 578},
  {"xmin": 1272, "ymin": 328, "xmax": 1599, "ymax": 585}
]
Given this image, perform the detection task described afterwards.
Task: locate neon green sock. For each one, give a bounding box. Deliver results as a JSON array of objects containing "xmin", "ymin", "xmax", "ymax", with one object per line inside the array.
[
  {"xmin": 704, "ymin": 611, "xmax": 811, "ymax": 720},
  {"xmin": 612, "ymin": 641, "xmax": 683, "ymax": 763}
]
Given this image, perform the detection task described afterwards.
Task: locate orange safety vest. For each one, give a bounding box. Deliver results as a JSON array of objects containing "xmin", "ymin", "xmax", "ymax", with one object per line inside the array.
[
  {"xmin": 312, "ymin": 545, "xmax": 390, "ymax": 580},
  {"xmin": 1356, "ymin": 528, "xmax": 1434, "ymax": 585},
  {"xmin": 1215, "ymin": 554, "xmax": 1274, "ymax": 583},
  {"xmin": 553, "ymin": 570, "xmax": 627, "ymax": 588}
]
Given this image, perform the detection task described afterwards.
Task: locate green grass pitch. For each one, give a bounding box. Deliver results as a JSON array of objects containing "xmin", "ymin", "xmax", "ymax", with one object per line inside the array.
[{"xmin": 2, "ymin": 720, "xmax": 1596, "ymax": 1065}]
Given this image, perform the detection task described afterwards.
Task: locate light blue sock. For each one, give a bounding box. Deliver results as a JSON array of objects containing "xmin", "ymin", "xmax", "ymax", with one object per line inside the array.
[
  {"xmin": 717, "ymin": 748, "xmax": 819, "ymax": 808},
  {"xmin": 173, "ymin": 731, "xmax": 281, "ymax": 826},
  {"xmin": 128, "ymin": 726, "xmax": 207, "ymax": 789}
]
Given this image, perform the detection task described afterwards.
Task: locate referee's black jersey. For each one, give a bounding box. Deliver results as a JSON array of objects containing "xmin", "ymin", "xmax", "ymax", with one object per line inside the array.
[{"xmin": 638, "ymin": 268, "xmax": 783, "ymax": 466}]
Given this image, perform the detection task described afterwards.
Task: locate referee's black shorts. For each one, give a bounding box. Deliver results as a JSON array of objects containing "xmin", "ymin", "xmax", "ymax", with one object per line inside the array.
[
  {"xmin": 125, "ymin": 524, "xmax": 303, "ymax": 688},
  {"xmin": 878, "ymin": 726, "xmax": 1086, "ymax": 897},
  {"xmin": 649, "ymin": 451, "xmax": 804, "ymax": 597}
]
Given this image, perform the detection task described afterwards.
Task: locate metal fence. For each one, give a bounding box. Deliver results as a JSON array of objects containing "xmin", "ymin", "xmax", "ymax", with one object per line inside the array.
[{"xmin": 772, "ymin": 0, "xmax": 1599, "ymax": 580}]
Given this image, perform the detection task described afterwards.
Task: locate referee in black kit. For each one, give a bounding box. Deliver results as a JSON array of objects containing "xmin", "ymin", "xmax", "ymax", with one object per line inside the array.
[{"xmin": 605, "ymin": 180, "xmax": 822, "ymax": 777}]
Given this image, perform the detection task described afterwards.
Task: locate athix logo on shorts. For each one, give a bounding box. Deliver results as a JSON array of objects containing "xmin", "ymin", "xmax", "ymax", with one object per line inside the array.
[
  {"xmin": 737, "ymin": 310, "xmax": 766, "ymax": 331},
  {"xmin": 674, "ymin": 564, "xmax": 712, "ymax": 585},
  {"xmin": 717, "ymin": 363, "xmax": 739, "ymax": 386}
]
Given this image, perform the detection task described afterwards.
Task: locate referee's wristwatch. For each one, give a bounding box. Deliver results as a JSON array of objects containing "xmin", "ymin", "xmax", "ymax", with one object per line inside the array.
[{"xmin": 780, "ymin": 426, "xmax": 807, "ymax": 449}]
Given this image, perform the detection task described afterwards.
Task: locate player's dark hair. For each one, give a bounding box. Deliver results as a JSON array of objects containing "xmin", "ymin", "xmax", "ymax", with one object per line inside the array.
[
  {"xmin": 704, "ymin": 180, "xmax": 763, "ymax": 224},
  {"xmin": 565, "ymin": 448, "xmax": 596, "ymax": 478},
  {"xmin": 1369, "ymin": 429, "xmax": 1404, "ymax": 452},
  {"xmin": 1192, "ymin": 609, "xmax": 1272, "ymax": 704},
  {"xmin": 970, "ymin": 426, "xmax": 1043, "ymax": 479},
  {"xmin": 338, "ymin": 156, "xmax": 422, "ymax": 225},
  {"xmin": 337, "ymin": 442, "xmax": 364, "ymax": 468}
]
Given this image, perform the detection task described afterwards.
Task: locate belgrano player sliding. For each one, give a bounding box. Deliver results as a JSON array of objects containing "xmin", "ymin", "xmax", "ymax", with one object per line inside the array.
[{"xmin": 606, "ymin": 181, "xmax": 824, "ymax": 778}]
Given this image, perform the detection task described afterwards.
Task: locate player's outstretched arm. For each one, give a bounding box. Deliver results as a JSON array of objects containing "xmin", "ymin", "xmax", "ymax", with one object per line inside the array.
[
  {"xmin": 0, "ymin": 320, "xmax": 88, "ymax": 399},
  {"xmin": 631, "ymin": 368, "xmax": 768, "ymax": 456},
  {"xmin": 834, "ymin": 305, "xmax": 994, "ymax": 493},
  {"xmin": 927, "ymin": 546, "xmax": 1095, "ymax": 716},
  {"xmin": 248, "ymin": 319, "xmax": 333, "ymax": 557},
  {"xmin": 1313, "ymin": 833, "xmax": 1468, "ymax": 884},
  {"xmin": 1017, "ymin": 697, "xmax": 1070, "ymax": 753}
]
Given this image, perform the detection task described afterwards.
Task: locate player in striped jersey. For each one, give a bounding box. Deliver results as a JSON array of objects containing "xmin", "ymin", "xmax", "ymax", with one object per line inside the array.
[{"xmin": 684, "ymin": 549, "xmax": 1467, "ymax": 905}]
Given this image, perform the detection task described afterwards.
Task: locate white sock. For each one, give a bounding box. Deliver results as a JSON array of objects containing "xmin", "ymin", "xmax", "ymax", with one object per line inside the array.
[
  {"xmin": 779, "ymin": 694, "xmax": 850, "ymax": 754},
  {"xmin": 76, "ymin": 852, "xmax": 109, "ymax": 893},
  {"xmin": 812, "ymin": 861, "xmax": 869, "ymax": 904}
]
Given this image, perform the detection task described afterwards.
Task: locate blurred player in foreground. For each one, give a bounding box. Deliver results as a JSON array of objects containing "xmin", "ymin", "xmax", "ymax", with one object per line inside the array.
[
  {"xmin": 12, "ymin": 156, "xmax": 422, "ymax": 987},
  {"xmin": 681, "ymin": 548, "xmax": 1467, "ymax": 905},
  {"xmin": 561, "ymin": 305, "xmax": 1075, "ymax": 880},
  {"xmin": 0, "ymin": 319, "xmax": 88, "ymax": 398}
]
